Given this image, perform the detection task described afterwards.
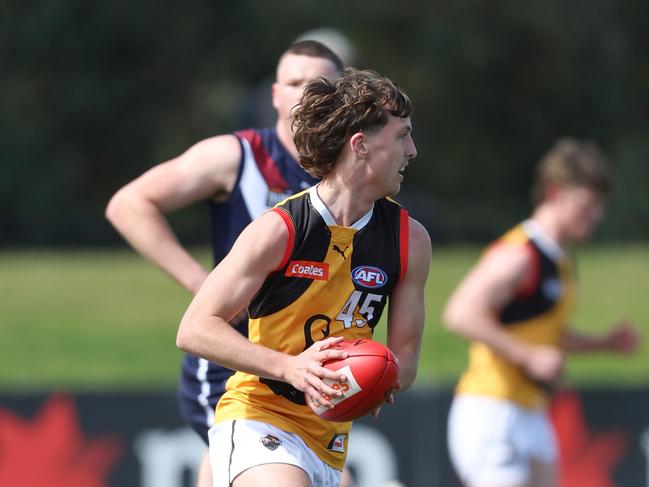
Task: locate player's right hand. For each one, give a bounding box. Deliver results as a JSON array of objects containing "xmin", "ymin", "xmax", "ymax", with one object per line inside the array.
[
  {"xmin": 522, "ymin": 345, "xmax": 564, "ymax": 382},
  {"xmin": 283, "ymin": 336, "xmax": 348, "ymax": 409}
]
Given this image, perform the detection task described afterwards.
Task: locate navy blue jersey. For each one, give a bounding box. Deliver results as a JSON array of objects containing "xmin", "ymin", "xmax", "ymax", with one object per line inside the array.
[{"xmin": 178, "ymin": 127, "xmax": 318, "ymax": 443}]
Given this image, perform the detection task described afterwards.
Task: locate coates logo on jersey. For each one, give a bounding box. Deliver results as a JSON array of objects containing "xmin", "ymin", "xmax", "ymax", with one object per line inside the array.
[
  {"xmin": 352, "ymin": 265, "xmax": 387, "ymax": 289},
  {"xmin": 285, "ymin": 261, "xmax": 329, "ymax": 281}
]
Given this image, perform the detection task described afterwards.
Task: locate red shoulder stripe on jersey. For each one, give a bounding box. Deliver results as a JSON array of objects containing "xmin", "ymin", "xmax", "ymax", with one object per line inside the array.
[
  {"xmin": 271, "ymin": 207, "xmax": 295, "ymax": 271},
  {"xmin": 398, "ymin": 208, "xmax": 409, "ymax": 282},
  {"xmin": 235, "ymin": 129, "xmax": 289, "ymax": 190},
  {"xmin": 517, "ymin": 242, "xmax": 541, "ymax": 298},
  {"xmin": 486, "ymin": 239, "xmax": 540, "ymax": 298}
]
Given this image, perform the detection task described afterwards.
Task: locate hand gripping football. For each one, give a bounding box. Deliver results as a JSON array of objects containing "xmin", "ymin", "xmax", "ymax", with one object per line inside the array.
[{"xmin": 306, "ymin": 339, "xmax": 399, "ymax": 421}]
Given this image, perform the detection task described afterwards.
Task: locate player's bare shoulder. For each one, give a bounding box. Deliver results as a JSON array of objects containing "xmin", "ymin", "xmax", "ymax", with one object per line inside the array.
[
  {"xmin": 230, "ymin": 209, "xmax": 292, "ymax": 273},
  {"xmin": 177, "ymin": 134, "xmax": 242, "ymax": 197},
  {"xmin": 481, "ymin": 238, "xmax": 534, "ymax": 275}
]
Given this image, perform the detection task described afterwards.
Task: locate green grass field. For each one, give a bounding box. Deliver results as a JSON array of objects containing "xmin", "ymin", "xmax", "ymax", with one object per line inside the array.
[{"xmin": 1, "ymin": 245, "xmax": 648, "ymax": 391}]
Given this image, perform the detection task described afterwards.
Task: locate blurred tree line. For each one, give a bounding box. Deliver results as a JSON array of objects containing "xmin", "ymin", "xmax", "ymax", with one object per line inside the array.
[{"xmin": 1, "ymin": 0, "xmax": 648, "ymax": 246}]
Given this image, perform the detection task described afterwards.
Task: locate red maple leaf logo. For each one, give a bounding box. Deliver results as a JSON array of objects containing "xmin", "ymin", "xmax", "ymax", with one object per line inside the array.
[
  {"xmin": 0, "ymin": 394, "xmax": 122, "ymax": 487},
  {"xmin": 550, "ymin": 390, "xmax": 628, "ymax": 487}
]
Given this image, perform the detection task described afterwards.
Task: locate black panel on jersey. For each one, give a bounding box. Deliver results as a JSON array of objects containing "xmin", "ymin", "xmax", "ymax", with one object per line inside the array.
[
  {"xmin": 500, "ymin": 241, "xmax": 560, "ymax": 325},
  {"xmin": 259, "ymin": 378, "xmax": 307, "ymax": 405},
  {"xmin": 251, "ymin": 195, "xmax": 405, "ymax": 406},
  {"xmin": 248, "ymin": 194, "xmax": 331, "ymax": 319},
  {"xmin": 350, "ymin": 199, "xmax": 403, "ymax": 329}
]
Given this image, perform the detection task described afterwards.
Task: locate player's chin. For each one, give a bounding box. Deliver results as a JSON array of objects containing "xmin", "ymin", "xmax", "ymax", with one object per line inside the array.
[{"xmin": 571, "ymin": 225, "xmax": 595, "ymax": 243}]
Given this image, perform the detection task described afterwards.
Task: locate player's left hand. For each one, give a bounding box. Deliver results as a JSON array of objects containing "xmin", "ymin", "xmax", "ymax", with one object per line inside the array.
[
  {"xmin": 370, "ymin": 380, "xmax": 402, "ymax": 418},
  {"xmin": 606, "ymin": 319, "xmax": 641, "ymax": 354}
]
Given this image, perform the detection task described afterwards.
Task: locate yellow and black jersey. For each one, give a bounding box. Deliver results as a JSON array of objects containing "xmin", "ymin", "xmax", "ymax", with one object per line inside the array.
[
  {"xmin": 455, "ymin": 220, "xmax": 576, "ymax": 409},
  {"xmin": 215, "ymin": 186, "xmax": 409, "ymax": 470}
]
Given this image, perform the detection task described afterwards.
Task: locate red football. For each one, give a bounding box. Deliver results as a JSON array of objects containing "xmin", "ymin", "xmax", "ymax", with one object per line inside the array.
[{"xmin": 306, "ymin": 338, "xmax": 399, "ymax": 422}]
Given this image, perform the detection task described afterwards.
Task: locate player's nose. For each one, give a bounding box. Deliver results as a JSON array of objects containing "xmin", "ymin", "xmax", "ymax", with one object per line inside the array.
[{"xmin": 406, "ymin": 136, "xmax": 417, "ymax": 160}]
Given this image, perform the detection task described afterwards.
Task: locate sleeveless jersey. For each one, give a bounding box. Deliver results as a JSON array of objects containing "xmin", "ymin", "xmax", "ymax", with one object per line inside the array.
[
  {"xmin": 179, "ymin": 128, "xmax": 318, "ymax": 441},
  {"xmin": 455, "ymin": 220, "xmax": 576, "ymax": 409},
  {"xmin": 215, "ymin": 186, "xmax": 409, "ymax": 470}
]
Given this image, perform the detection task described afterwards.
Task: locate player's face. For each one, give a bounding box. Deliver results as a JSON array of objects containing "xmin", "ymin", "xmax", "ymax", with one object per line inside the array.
[
  {"xmin": 556, "ymin": 185, "xmax": 605, "ymax": 243},
  {"xmin": 272, "ymin": 54, "xmax": 340, "ymax": 124},
  {"xmin": 363, "ymin": 114, "xmax": 417, "ymax": 197}
]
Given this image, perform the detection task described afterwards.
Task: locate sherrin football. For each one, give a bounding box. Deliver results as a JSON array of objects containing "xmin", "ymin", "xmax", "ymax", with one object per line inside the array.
[{"xmin": 306, "ymin": 338, "xmax": 399, "ymax": 422}]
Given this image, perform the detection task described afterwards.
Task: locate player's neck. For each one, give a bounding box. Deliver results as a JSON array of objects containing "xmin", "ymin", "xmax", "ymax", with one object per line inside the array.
[
  {"xmin": 316, "ymin": 179, "xmax": 374, "ymax": 228},
  {"xmin": 275, "ymin": 119, "xmax": 299, "ymax": 160},
  {"xmin": 530, "ymin": 205, "xmax": 567, "ymax": 247}
]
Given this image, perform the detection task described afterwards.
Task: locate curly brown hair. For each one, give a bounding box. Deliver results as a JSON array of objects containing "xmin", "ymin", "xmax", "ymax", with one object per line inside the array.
[
  {"xmin": 531, "ymin": 138, "xmax": 612, "ymax": 205},
  {"xmin": 292, "ymin": 68, "xmax": 413, "ymax": 178}
]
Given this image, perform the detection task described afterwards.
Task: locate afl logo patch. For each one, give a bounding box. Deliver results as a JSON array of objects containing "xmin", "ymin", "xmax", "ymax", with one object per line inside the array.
[{"xmin": 352, "ymin": 265, "xmax": 387, "ymax": 289}]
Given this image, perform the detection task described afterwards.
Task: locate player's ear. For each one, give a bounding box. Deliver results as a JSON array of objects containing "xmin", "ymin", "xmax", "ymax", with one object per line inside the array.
[
  {"xmin": 545, "ymin": 183, "xmax": 562, "ymax": 202},
  {"xmin": 350, "ymin": 132, "xmax": 367, "ymax": 158}
]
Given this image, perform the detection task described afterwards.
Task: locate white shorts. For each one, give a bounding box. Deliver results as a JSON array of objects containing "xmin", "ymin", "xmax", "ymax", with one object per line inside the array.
[
  {"xmin": 447, "ymin": 395, "xmax": 557, "ymax": 486},
  {"xmin": 208, "ymin": 419, "xmax": 341, "ymax": 487}
]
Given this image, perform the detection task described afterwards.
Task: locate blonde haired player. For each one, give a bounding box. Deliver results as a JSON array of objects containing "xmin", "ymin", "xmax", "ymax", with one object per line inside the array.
[{"xmin": 443, "ymin": 138, "xmax": 640, "ymax": 487}]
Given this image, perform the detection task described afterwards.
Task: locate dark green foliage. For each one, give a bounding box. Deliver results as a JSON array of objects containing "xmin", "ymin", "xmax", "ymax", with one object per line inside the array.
[{"xmin": 1, "ymin": 0, "xmax": 648, "ymax": 245}]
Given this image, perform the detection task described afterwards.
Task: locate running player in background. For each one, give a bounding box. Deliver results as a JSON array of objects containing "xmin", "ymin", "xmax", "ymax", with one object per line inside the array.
[
  {"xmin": 106, "ymin": 41, "xmax": 343, "ymax": 487},
  {"xmin": 176, "ymin": 68, "xmax": 431, "ymax": 487},
  {"xmin": 443, "ymin": 138, "xmax": 641, "ymax": 487}
]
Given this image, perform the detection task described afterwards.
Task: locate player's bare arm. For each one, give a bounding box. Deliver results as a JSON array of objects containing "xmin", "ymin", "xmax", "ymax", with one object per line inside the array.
[
  {"xmin": 105, "ymin": 135, "xmax": 241, "ymax": 293},
  {"xmin": 386, "ymin": 217, "xmax": 431, "ymax": 392},
  {"xmin": 442, "ymin": 243, "xmax": 564, "ymax": 382},
  {"xmin": 563, "ymin": 319, "xmax": 641, "ymax": 354},
  {"xmin": 176, "ymin": 210, "xmax": 348, "ymax": 407}
]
